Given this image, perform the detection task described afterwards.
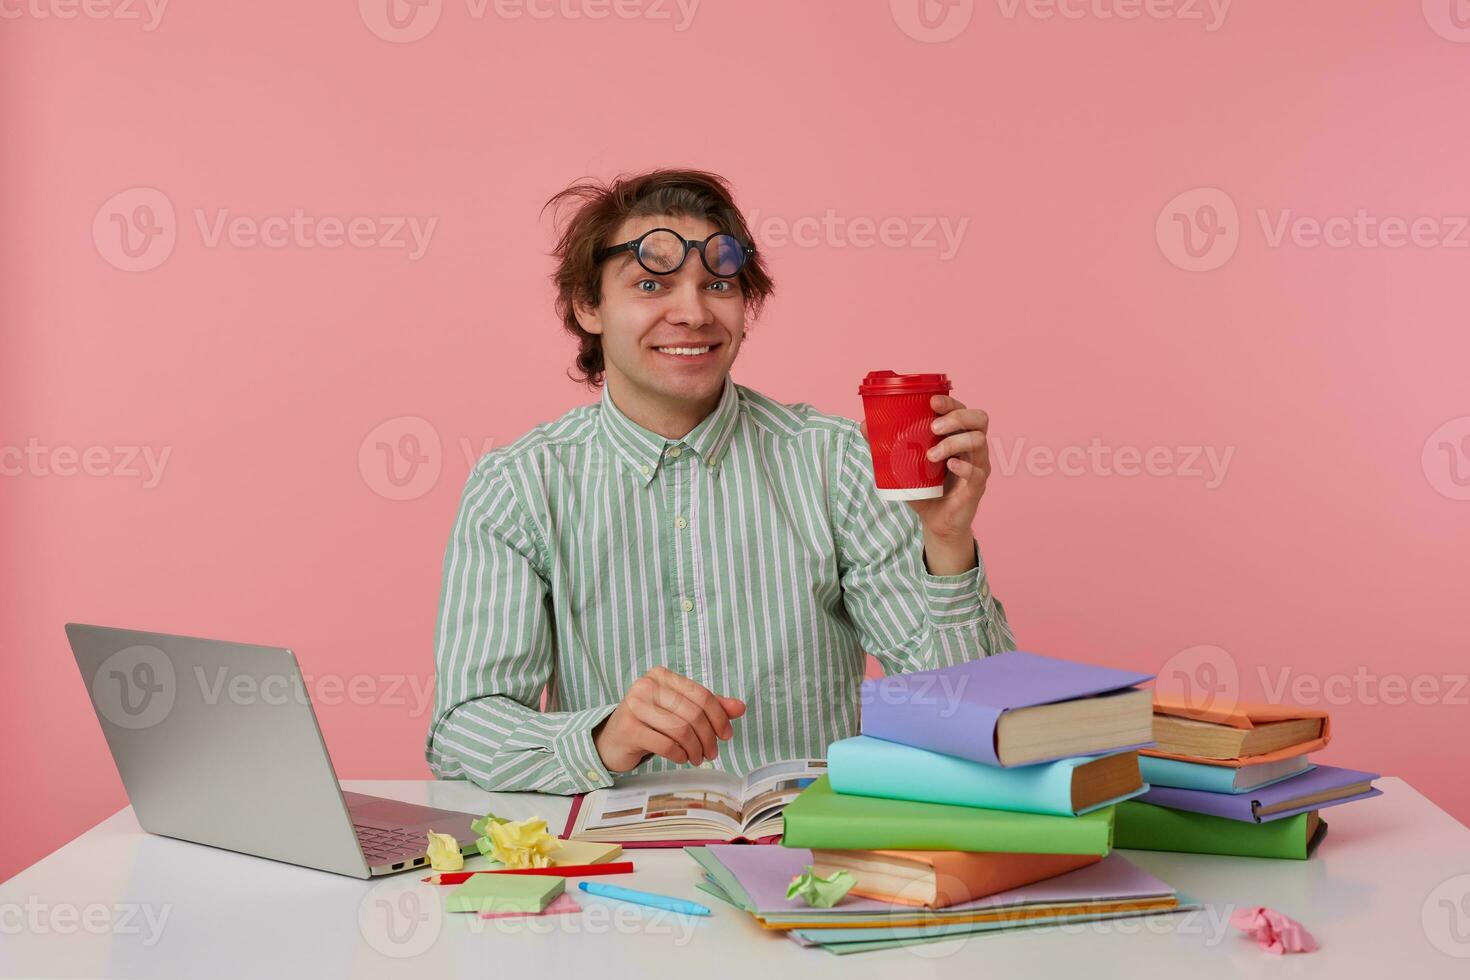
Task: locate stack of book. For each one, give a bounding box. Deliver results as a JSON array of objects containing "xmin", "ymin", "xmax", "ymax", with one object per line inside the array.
[
  {"xmin": 1115, "ymin": 693, "xmax": 1382, "ymax": 859},
  {"xmin": 749, "ymin": 651, "xmax": 1199, "ymax": 952}
]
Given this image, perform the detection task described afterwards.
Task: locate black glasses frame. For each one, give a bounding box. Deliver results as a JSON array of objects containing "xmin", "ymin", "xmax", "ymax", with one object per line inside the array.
[{"xmin": 594, "ymin": 227, "xmax": 756, "ymax": 279}]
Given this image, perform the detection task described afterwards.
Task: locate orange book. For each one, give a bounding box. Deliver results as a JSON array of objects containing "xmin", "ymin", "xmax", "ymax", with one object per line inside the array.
[
  {"xmin": 807, "ymin": 849, "xmax": 1102, "ymax": 909},
  {"xmin": 1143, "ymin": 693, "xmax": 1331, "ymax": 766}
]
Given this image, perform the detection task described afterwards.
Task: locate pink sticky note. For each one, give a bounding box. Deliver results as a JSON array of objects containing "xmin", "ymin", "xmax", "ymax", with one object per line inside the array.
[
  {"xmin": 1229, "ymin": 906, "xmax": 1318, "ymax": 954},
  {"xmin": 477, "ymin": 893, "xmax": 582, "ymax": 920}
]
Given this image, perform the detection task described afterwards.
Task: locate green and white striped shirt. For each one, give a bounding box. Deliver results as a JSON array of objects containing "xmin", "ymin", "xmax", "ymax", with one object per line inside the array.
[{"xmin": 426, "ymin": 375, "xmax": 1015, "ymax": 794}]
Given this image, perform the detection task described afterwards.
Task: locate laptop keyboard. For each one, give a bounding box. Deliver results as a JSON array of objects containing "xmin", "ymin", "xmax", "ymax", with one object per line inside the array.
[{"xmin": 354, "ymin": 824, "xmax": 427, "ymax": 864}]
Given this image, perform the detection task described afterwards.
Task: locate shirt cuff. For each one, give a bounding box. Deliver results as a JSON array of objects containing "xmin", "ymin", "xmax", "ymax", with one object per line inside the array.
[
  {"xmin": 553, "ymin": 703, "xmax": 620, "ymax": 792},
  {"xmin": 922, "ymin": 539, "xmax": 991, "ymax": 629}
]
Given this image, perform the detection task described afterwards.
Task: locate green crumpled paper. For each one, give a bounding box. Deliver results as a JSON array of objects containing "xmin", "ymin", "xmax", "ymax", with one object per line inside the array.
[
  {"xmin": 470, "ymin": 811, "xmax": 559, "ymax": 869},
  {"xmin": 786, "ymin": 865, "xmax": 856, "ymax": 908}
]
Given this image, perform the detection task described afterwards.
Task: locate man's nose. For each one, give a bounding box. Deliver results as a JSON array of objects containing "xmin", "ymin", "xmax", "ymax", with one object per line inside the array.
[{"xmin": 665, "ymin": 274, "xmax": 714, "ymax": 327}]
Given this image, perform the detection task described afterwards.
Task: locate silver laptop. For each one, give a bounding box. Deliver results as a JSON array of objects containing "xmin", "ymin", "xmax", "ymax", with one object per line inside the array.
[{"xmin": 66, "ymin": 623, "xmax": 480, "ymax": 878}]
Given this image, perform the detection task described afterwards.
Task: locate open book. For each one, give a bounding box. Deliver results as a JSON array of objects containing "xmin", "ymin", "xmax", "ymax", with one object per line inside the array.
[{"xmin": 562, "ymin": 758, "xmax": 827, "ymax": 847}]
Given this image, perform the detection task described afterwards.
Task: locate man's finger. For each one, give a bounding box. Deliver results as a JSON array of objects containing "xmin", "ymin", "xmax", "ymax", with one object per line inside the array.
[
  {"xmin": 659, "ymin": 671, "xmax": 736, "ymax": 742},
  {"xmin": 631, "ymin": 696, "xmax": 707, "ymax": 764},
  {"xmin": 627, "ymin": 721, "xmax": 687, "ymax": 765},
  {"xmin": 651, "ymin": 683, "xmax": 721, "ymax": 760}
]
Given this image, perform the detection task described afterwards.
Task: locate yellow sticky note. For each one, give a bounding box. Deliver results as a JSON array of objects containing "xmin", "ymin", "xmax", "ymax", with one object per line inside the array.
[
  {"xmin": 549, "ymin": 839, "xmax": 623, "ymax": 866},
  {"xmin": 425, "ymin": 830, "xmax": 464, "ymax": 872}
]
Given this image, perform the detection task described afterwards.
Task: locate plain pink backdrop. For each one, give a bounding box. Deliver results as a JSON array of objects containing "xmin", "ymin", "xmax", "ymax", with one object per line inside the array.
[{"xmin": 4, "ymin": 1, "xmax": 1469, "ymax": 882}]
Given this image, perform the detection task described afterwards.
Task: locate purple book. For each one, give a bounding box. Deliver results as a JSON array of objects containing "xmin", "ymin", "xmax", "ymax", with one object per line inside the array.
[
  {"xmin": 1139, "ymin": 764, "xmax": 1382, "ymax": 823},
  {"xmin": 702, "ymin": 844, "xmax": 1174, "ymax": 917},
  {"xmin": 859, "ymin": 650, "xmax": 1156, "ymax": 767}
]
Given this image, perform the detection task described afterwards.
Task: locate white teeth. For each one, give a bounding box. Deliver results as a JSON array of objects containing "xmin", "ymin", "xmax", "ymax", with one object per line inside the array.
[{"xmin": 656, "ymin": 346, "xmax": 712, "ymax": 356}]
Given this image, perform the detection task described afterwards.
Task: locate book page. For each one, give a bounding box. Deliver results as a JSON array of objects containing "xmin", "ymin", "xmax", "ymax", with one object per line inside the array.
[
  {"xmin": 738, "ymin": 758, "xmax": 828, "ymax": 831},
  {"xmin": 576, "ymin": 769, "xmax": 745, "ymax": 834}
]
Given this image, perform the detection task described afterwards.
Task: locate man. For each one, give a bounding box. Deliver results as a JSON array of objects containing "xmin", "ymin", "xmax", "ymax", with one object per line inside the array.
[{"xmin": 425, "ymin": 169, "xmax": 1014, "ymax": 794}]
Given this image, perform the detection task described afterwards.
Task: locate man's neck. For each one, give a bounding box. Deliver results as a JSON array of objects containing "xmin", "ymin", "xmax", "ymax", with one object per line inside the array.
[{"xmin": 605, "ymin": 374, "xmax": 724, "ymax": 441}]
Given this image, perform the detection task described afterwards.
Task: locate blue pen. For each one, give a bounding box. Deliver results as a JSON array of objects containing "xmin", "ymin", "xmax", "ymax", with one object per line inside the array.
[{"xmin": 578, "ymin": 880, "xmax": 712, "ymax": 916}]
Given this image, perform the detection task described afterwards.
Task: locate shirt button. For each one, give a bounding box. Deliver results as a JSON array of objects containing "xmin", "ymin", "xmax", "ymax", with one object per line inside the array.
[
  {"xmin": 668, "ymin": 446, "xmax": 682, "ymax": 458},
  {"xmin": 680, "ymin": 598, "xmax": 694, "ymax": 613},
  {"xmin": 640, "ymin": 464, "xmax": 651, "ymax": 476},
  {"xmin": 707, "ymin": 458, "xmax": 719, "ymax": 471},
  {"xmin": 585, "ymin": 768, "xmax": 601, "ymax": 781},
  {"xmin": 675, "ymin": 516, "xmax": 687, "ymax": 529}
]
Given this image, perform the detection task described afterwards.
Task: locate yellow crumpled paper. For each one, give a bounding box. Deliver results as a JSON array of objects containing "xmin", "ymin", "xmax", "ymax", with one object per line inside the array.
[
  {"xmin": 472, "ymin": 813, "xmax": 560, "ymax": 869},
  {"xmin": 425, "ymin": 829, "xmax": 464, "ymax": 872}
]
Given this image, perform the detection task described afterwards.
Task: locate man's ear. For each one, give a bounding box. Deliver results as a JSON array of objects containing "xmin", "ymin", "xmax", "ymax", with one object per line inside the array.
[{"xmin": 573, "ymin": 296, "xmax": 602, "ymax": 336}]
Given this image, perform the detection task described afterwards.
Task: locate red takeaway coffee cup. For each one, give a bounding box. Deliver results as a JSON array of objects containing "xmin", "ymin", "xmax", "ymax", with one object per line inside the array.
[{"xmin": 858, "ymin": 370, "xmax": 953, "ymax": 501}]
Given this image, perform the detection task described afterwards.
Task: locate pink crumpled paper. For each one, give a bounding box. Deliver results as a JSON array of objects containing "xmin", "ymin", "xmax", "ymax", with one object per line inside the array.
[{"xmin": 1229, "ymin": 906, "xmax": 1319, "ymax": 954}]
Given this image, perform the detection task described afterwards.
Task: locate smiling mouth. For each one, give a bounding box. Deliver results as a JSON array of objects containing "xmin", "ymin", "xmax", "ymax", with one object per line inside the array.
[{"xmin": 652, "ymin": 343, "xmax": 721, "ymax": 360}]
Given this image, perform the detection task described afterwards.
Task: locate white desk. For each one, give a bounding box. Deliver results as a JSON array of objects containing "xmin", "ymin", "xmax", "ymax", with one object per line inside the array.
[{"xmin": 2, "ymin": 777, "xmax": 1468, "ymax": 978}]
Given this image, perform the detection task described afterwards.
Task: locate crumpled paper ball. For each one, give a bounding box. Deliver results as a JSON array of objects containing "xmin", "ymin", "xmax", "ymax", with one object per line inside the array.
[
  {"xmin": 786, "ymin": 866, "xmax": 856, "ymax": 908},
  {"xmin": 424, "ymin": 830, "xmax": 464, "ymax": 872},
  {"xmin": 471, "ymin": 812, "xmax": 559, "ymax": 869},
  {"xmin": 1229, "ymin": 905, "xmax": 1318, "ymax": 954}
]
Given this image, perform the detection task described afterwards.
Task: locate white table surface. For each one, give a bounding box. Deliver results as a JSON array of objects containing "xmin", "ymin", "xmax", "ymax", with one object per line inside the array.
[{"xmin": 3, "ymin": 776, "xmax": 1468, "ymax": 978}]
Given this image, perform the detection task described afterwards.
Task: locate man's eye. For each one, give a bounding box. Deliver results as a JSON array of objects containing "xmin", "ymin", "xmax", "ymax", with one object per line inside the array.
[
  {"xmin": 636, "ymin": 279, "xmax": 661, "ymax": 293},
  {"xmin": 707, "ymin": 280, "xmax": 732, "ymax": 292}
]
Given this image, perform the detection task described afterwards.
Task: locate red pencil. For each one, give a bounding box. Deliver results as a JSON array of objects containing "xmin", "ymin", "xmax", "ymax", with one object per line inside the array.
[{"xmin": 422, "ymin": 861, "xmax": 635, "ymax": 884}]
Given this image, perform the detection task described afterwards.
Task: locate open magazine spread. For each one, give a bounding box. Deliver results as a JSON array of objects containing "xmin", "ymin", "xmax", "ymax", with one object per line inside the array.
[{"xmin": 567, "ymin": 759, "xmax": 828, "ymax": 842}]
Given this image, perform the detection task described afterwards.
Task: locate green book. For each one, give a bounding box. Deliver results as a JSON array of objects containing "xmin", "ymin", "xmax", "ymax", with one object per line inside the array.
[
  {"xmin": 444, "ymin": 873, "xmax": 565, "ymax": 914},
  {"xmin": 1114, "ymin": 801, "xmax": 1327, "ymax": 859},
  {"xmin": 779, "ymin": 776, "xmax": 1114, "ymax": 855}
]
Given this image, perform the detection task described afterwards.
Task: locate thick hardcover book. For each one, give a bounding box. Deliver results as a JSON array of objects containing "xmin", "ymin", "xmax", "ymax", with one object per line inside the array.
[
  {"xmin": 859, "ymin": 651, "xmax": 1155, "ymax": 767},
  {"xmin": 779, "ymin": 776, "xmax": 1115, "ymax": 855},
  {"xmin": 828, "ymin": 735, "xmax": 1146, "ymax": 816},
  {"xmin": 1137, "ymin": 764, "xmax": 1380, "ymax": 823},
  {"xmin": 1115, "ymin": 801, "xmax": 1327, "ymax": 859}
]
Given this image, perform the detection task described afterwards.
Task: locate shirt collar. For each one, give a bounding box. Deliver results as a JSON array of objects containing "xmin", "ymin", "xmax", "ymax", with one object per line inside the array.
[{"xmin": 599, "ymin": 375, "xmax": 740, "ymax": 485}]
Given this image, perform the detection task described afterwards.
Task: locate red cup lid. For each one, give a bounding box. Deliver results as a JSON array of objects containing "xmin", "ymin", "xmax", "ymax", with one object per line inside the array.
[{"xmin": 858, "ymin": 370, "xmax": 952, "ymax": 396}]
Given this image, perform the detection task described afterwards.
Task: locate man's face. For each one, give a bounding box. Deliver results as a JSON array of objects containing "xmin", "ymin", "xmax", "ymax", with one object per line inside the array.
[{"xmin": 577, "ymin": 213, "xmax": 746, "ymax": 409}]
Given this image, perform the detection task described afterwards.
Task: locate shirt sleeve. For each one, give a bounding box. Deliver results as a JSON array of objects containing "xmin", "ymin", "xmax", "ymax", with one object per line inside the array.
[
  {"xmin": 424, "ymin": 455, "xmax": 618, "ymax": 795},
  {"xmin": 829, "ymin": 420, "xmax": 1017, "ymax": 674}
]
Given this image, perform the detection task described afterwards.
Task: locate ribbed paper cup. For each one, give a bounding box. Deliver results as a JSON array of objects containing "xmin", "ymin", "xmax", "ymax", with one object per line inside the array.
[{"xmin": 858, "ymin": 371, "xmax": 953, "ymax": 501}]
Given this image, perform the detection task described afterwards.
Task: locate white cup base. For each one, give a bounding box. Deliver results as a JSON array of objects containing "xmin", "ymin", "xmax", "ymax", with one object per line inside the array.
[{"xmin": 876, "ymin": 485, "xmax": 945, "ymax": 501}]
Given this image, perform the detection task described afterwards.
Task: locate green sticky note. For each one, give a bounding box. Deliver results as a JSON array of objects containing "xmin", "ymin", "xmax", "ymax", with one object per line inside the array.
[{"xmin": 444, "ymin": 874, "xmax": 565, "ymax": 914}]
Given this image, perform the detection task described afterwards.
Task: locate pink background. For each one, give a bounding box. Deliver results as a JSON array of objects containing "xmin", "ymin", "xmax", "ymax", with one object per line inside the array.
[{"xmin": 4, "ymin": 2, "xmax": 1469, "ymax": 882}]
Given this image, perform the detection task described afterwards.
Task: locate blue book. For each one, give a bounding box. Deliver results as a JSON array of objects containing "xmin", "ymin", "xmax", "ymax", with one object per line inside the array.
[
  {"xmin": 1138, "ymin": 754, "xmax": 1314, "ymax": 795},
  {"xmin": 828, "ymin": 735, "xmax": 1148, "ymax": 817}
]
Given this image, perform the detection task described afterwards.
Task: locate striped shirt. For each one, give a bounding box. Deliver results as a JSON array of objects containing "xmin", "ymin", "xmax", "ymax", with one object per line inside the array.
[{"xmin": 425, "ymin": 375, "xmax": 1016, "ymax": 794}]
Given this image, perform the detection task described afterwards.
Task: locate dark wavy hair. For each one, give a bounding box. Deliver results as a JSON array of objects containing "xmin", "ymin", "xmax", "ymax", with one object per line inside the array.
[{"xmin": 542, "ymin": 169, "xmax": 775, "ymax": 389}]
